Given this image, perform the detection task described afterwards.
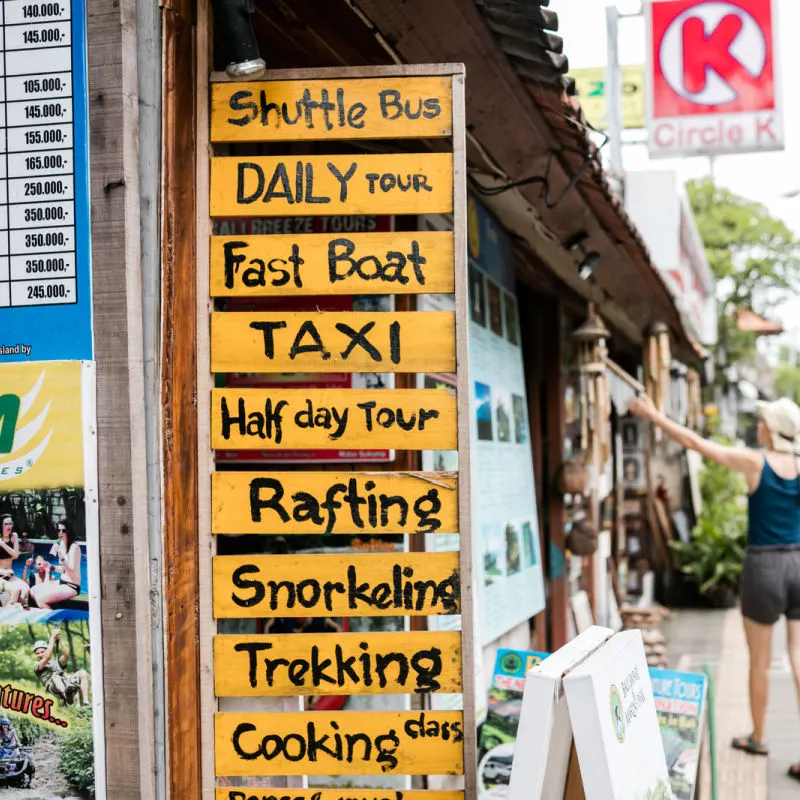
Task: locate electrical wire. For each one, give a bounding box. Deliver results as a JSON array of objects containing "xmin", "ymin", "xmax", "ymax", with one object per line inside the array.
[{"xmin": 469, "ymin": 120, "xmax": 610, "ymax": 208}]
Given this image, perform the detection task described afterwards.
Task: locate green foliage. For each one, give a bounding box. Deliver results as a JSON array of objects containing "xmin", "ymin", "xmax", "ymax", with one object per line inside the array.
[
  {"xmin": 59, "ymin": 712, "xmax": 94, "ymax": 797},
  {"xmin": 775, "ymin": 363, "xmax": 800, "ymax": 406},
  {"xmin": 671, "ymin": 444, "xmax": 747, "ymax": 597},
  {"xmin": 686, "ymin": 178, "xmax": 800, "ymax": 364}
]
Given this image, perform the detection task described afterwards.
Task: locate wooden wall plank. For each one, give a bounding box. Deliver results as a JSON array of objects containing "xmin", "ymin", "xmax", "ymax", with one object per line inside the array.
[
  {"xmin": 212, "ymin": 552, "xmax": 461, "ymax": 618},
  {"xmin": 209, "ymin": 231, "xmax": 455, "ymax": 297},
  {"xmin": 214, "ymin": 631, "xmax": 462, "ymax": 696},
  {"xmin": 214, "ymin": 711, "xmax": 465, "ymax": 776},
  {"xmin": 210, "ymin": 76, "xmax": 453, "ymax": 142},
  {"xmin": 451, "ymin": 68, "xmax": 478, "ymax": 799},
  {"xmin": 210, "ymin": 388, "xmax": 458, "ymax": 451},
  {"xmin": 210, "ymin": 310, "xmax": 456, "ymax": 373},
  {"xmin": 212, "ymin": 471, "xmax": 458, "ymax": 535},
  {"xmin": 209, "ymin": 153, "xmax": 454, "ymax": 217},
  {"xmin": 163, "ymin": 0, "xmax": 202, "ymax": 798},
  {"xmin": 87, "ymin": 0, "xmax": 151, "ymax": 795}
]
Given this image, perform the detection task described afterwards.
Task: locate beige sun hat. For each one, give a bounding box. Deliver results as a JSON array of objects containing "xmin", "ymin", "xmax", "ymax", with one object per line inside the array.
[{"xmin": 756, "ymin": 397, "xmax": 800, "ymax": 453}]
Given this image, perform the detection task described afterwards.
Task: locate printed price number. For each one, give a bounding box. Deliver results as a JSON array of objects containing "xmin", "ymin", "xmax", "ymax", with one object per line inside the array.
[
  {"xmin": 10, "ymin": 277, "xmax": 76, "ymax": 307},
  {"xmin": 12, "ymin": 176, "xmax": 73, "ymax": 203},
  {"xmin": 25, "ymin": 153, "xmax": 67, "ymax": 171},
  {"xmin": 22, "ymin": 27, "xmax": 65, "ymax": 45},
  {"xmin": 22, "ymin": 76, "xmax": 68, "ymax": 95},
  {"xmin": 24, "ymin": 102, "xmax": 68, "ymax": 120},
  {"xmin": 22, "ymin": 127, "xmax": 68, "ymax": 147},
  {"xmin": 8, "ymin": 151, "xmax": 72, "ymax": 180},
  {"xmin": 14, "ymin": 201, "xmax": 72, "ymax": 226},
  {"xmin": 7, "ymin": 22, "xmax": 72, "ymax": 50},
  {"xmin": 12, "ymin": 3, "xmax": 70, "ymax": 23},
  {"xmin": 10, "ymin": 252, "xmax": 76, "ymax": 280},
  {"xmin": 5, "ymin": 73, "xmax": 72, "ymax": 104},
  {"xmin": 15, "ymin": 229, "xmax": 73, "ymax": 252}
]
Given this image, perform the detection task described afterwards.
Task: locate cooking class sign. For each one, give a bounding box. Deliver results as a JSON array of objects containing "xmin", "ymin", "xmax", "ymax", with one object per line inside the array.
[{"xmin": 205, "ymin": 65, "xmax": 473, "ymax": 791}]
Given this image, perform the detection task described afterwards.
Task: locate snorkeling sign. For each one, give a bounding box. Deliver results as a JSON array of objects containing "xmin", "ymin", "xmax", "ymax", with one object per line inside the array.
[{"xmin": 204, "ymin": 64, "xmax": 474, "ymax": 792}]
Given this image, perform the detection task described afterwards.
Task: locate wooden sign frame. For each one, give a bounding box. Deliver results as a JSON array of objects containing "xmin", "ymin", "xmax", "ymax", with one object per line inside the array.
[{"xmin": 196, "ymin": 8, "xmax": 474, "ymax": 793}]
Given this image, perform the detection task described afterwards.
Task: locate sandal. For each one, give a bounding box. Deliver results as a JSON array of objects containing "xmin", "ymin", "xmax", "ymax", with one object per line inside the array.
[
  {"xmin": 731, "ymin": 735, "xmax": 769, "ymax": 756},
  {"xmin": 788, "ymin": 764, "xmax": 800, "ymax": 782}
]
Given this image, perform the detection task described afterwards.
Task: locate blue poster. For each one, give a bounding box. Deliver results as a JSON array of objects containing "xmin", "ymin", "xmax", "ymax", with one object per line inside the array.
[
  {"xmin": 649, "ymin": 667, "xmax": 707, "ymax": 800},
  {"xmin": 0, "ymin": 0, "xmax": 93, "ymax": 362}
]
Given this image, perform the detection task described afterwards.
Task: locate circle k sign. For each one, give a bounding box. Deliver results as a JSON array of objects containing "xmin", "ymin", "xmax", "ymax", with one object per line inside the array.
[{"xmin": 646, "ymin": 0, "xmax": 783, "ymax": 157}]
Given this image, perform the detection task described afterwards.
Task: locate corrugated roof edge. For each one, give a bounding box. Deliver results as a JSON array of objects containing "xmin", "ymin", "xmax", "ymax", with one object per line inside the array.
[{"xmin": 473, "ymin": 0, "xmax": 700, "ymax": 359}]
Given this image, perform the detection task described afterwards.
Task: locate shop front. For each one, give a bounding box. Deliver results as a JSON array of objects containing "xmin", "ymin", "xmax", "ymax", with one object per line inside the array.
[{"xmin": 0, "ymin": 0, "xmax": 704, "ymax": 796}]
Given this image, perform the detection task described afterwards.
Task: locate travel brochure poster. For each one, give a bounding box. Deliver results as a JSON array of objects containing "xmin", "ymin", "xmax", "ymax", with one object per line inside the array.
[
  {"xmin": 467, "ymin": 196, "xmax": 544, "ymax": 641},
  {"xmin": 478, "ymin": 649, "xmax": 706, "ymax": 800},
  {"xmin": 650, "ymin": 668, "xmax": 707, "ymax": 800},
  {"xmin": 0, "ymin": 361, "xmax": 100, "ymax": 797},
  {"xmin": 478, "ymin": 648, "xmax": 548, "ymax": 800}
]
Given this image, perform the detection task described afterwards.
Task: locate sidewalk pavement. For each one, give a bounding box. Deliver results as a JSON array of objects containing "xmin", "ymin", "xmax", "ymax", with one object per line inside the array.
[{"xmin": 663, "ymin": 608, "xmax": 799, "ymax": 799}]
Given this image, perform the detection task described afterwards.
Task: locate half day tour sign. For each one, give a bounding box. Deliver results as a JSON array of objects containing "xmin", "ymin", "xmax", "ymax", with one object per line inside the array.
[{"xmin": 204, "ymin": 64, "xmax": 473, "ymax": 792}]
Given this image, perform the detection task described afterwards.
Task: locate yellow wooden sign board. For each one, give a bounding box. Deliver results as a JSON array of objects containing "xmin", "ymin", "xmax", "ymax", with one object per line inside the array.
[
  {"xmin": 215, "ymin": 791, "xmax": 463, "ymax": 800},
  {"xmin": 212, "ymin": 551, "xmax": 461, "ymax": 618},
  {"xmin": 214, "ymin": 711, "xmax": 465, "ymax": 776},
  {"xmin": 210, "ymin": 388, "xmax": 457, "ymax": 451},
  {"xmin": 210, "ymin": 76, "xmax": 453, "ymax": 142},
  {"xmin": 209, "ymin": 154, "xmax": 454, "ymax": 217},
  {"xmin": 214, "ymin": 630, "xmax": 462, "ymax": 696},
  {"xmin": 211, "ymin": 312, "xmax": 455, "ymax": 374},
  {"xmin": 209, "ymin": 231, "xmax": 455, "ymax": 297},
  {"xmin": 211, "ymin": 471, "xmax": 458, "ymax": 535}
]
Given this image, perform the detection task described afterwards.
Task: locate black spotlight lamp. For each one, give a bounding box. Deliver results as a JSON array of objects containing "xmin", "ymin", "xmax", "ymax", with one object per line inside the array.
[
  {"xmin": 564, "ymin": 232, "xmax": 601, "ymax": 281},
  {"xmin": 211, "ymin": 0, "xmax": 266, "ymax": 78}
]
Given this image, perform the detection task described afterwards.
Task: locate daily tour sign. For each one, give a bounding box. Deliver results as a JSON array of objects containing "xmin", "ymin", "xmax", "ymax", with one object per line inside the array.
[
  {"xmin": 204, "ymin": 66, "xmax": 473, "ymax": 795},
  {"xmin": 645, "ymin": 0, "xmax": 783, "ymax": 157}
]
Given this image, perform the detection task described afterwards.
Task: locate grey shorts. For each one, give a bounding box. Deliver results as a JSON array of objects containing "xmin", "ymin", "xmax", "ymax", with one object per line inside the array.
[{"xmin": 740, "ymin": 546, "xmax": 800, "ymax": 625}]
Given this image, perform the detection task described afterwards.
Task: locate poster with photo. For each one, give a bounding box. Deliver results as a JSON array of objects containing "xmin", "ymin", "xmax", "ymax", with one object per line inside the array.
[
  {"xmin": 0, "ymin": 361, "xmax": 101, "ymax": 797},
  {"xmin": 650, "ymin": 668, "xmax": 707, "ymax": 800},
  {"xmin": 478, "ymin": 648, "xmax": 549, "ymax": 800},
  {"xmin": 621, "ymin": 416, "xmax": 647, "ymax": 491},
  {"xmin": 418, "ymin": 198, "xmax": 544, "ymax": 644},
  {"xmin": 465, "ymin": 195, "xmax": 544, "ymax": 641}
]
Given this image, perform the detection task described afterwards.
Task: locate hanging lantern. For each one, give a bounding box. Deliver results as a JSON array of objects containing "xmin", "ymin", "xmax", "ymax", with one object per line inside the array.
[
  {"xmin": 572, "ymin": 304, "xmax": 610, "ymax": 375},
  {"xmin": 572, "ymin": 304, "xmax": 611, "ymax": 465}
]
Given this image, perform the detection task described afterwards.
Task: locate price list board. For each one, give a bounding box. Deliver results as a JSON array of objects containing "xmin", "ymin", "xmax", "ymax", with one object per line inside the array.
[
  {"xmin": 200, "ymin": 65, "xmax": 475, "ymax": 798},
  {"xmin": 0, "ymin": 0, "xmax": 93, "ymax": 363}
]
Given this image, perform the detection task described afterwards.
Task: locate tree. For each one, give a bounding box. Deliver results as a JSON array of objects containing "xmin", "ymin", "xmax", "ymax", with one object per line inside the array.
[{"xmin": 686, "ymin": 178, "xmax": 800, "ymax": 365}]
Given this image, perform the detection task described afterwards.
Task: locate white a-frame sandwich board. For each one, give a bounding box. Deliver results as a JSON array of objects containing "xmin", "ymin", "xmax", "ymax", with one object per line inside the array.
[{"xmin": 510, "ymin": 628, "xmax": 673, "ymax": 800}]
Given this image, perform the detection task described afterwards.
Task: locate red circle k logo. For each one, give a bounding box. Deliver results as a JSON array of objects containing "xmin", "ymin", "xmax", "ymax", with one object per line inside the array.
[
  {"xmin": 660, "ymin": 2, "xmax": 765, "ymax": 104},
  {"xmin": 650, "ymin": 0, "xmax": 776, "ymax": 117}
]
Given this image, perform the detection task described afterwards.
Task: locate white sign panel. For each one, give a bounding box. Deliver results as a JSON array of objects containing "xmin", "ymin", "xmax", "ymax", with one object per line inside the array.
[
  {"xmin": 645, "ymin": 0, "xmax": 783, "ymax": 157},
  {"xmin": 563, "ymin": 630, "xmax": 672, "ymax": 799}
]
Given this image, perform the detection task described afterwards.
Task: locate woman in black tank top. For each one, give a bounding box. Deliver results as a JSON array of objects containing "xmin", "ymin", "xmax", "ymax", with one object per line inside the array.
[{"xmin": 629, "ymin": 394, "xmax": 800, "ymax": 779}]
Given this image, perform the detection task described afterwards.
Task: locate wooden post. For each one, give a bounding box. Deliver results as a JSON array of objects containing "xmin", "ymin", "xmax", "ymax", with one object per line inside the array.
[
  {"xmin": 548, "ymin": 302, "xmax": 569, "ymax": 649},
  {"xmin": 163, "ymin": 1, "xmax": 202, "ymax": 798},
  {"xmin": 453, "ymin": 69, "xmax": 478, "ymax": 799},
  {"xmin": 88, "ymin": 0, "xmax": 153, "ymax": 794}
]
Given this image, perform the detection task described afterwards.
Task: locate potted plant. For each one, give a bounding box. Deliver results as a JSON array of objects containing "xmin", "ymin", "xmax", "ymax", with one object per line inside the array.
[{"xmin": 670, "ymin": 446, "xmax": 747, "ymax": 607}]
